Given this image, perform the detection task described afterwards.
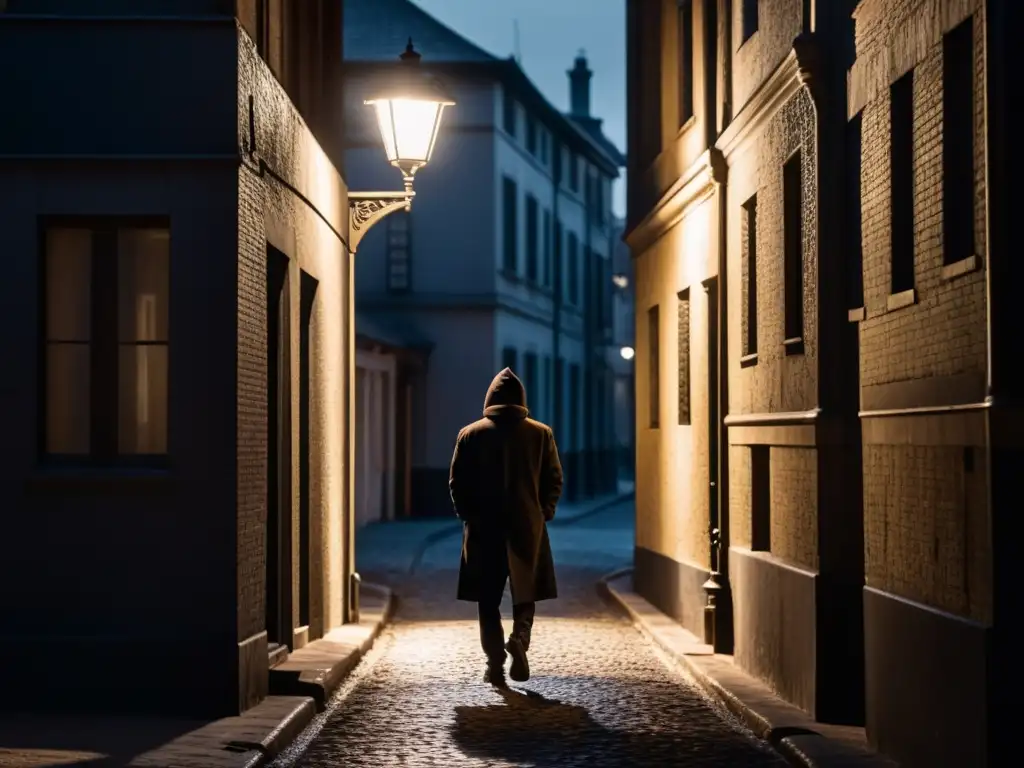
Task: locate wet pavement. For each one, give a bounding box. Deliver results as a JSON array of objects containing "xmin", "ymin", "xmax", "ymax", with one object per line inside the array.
[{"xmin": 271, "ymin": 502, "xmax": 788, "ymax": 767}]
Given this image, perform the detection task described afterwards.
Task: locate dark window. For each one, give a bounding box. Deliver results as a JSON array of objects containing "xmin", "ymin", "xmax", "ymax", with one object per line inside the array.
[
  {"xmin": 742, "ymin": 194, "xmax": 758, "ymax": 358},
  {"xmin": 567, "ymin": 232, "xmax": 579, "ymax": 304},
  {"xmin": 540, "ymin": 130, "xmax": 549, "ymax": 164},
  {"xmin": 555, "ymin": 357, "xmax": 565, "ymax": 440},
  {"xmin": 502, "ymin": 176, "xmax": 518, "ymax": 274},
  {"xmin": 847, "ymin": 114, "xmax": 864, "ymax": 308},
  {"xmin": 502, "ymin": 346, "xmax": 518, "ymax": 373},
  {"xmin": 648, "ymin": 305, "xmax": 660, "ymax": 428},
  {"xmin": 503, "ymin": 89, "xmax": 516, "ymax": 136},
  {"xmin": 741, "ymin": 0, "xmax": 759, "ymax": 43},
  {"xmin": 677, "ymin": 290, "xmax": 690, "ymax": 425},
  {"xmin": 526, "ymin": 114, "xmax": 537, "ymax": 155},
  {"xmin": 783, "ymin": 150, "xmax": 804, "ymax": 347},
  {"xmin": 542, "ymin": 355, "xmax": 552, "ymax": 422},
  {"xmin": 595, "ymin": 178, "xmax": 605, "ymax": 225},
  {"xmin": 526, "ymin": 194, "xmax": 539, "ymax": 282},
  {"xmin": 943, "ymin": 16, "xmax": 975, "ymax": 265},
  {"xmin": 524, "ymin": 352, "xmax": 538, "ymax": 410},
  {"xmin": 890, "ymin": 70, "xmax": 915, "ymax": 294},
  {"xmin": 569, "ymin": 363, "xmax": 581, "ymax": 449},
  {"xmin": 256, "ymin": 0, "xmax": 269, "ymax": 57},
  {"xmin": 386, "ymin": 211, "xmax": 411, "ymax": 293},
  {"xmin": 678, "ymin": 0, "xmax": 694, "ymax": 125},
  {"xmin": 750, "ymin": 445, "xmax": 770, "ymax": 551},
  {"xmin": 554, "ymin": 220, "xmax": 563, "ymax": 295},
  {"xmin": 569, "ymin": 153, "xmax": 579, "ymax": 192},
  {"xmin": 543, "ymin": 209, "xmax": 552, "ymax": 287},
  {"xmin": 41, "ymin": 222, "xmax": 170, "ymax": 461}
]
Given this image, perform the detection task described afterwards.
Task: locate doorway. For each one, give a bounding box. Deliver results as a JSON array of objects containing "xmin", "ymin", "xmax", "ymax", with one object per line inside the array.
[{"xmin": 266, "ymin": 246, "xmax": 292, "ymax": 652}]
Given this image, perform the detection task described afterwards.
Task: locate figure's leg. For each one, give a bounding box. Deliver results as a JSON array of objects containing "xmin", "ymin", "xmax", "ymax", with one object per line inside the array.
[
  {"xmin": 505, "ymin": 601, "xmax": 535, "ymax": 682},
  {"xmin": 477, "ymin": 551, "xmax": 510, "ymax": 685},
  {"xmin": 511, "ymin": 601, "xmax": 537, "ymax": 651}
]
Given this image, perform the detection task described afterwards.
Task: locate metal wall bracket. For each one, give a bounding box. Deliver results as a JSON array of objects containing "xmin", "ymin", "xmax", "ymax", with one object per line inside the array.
[{"xmin": 349, "ymin": 189, "xmax": 415, "ymax": 254}]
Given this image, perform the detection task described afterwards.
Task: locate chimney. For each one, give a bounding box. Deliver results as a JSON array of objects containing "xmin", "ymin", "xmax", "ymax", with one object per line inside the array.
[{"xmin": 568, "ymin": 50, "xmax": 592, "ymax": 118}]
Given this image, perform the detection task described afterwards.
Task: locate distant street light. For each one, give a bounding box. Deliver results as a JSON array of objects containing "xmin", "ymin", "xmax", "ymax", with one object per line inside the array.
[{"xmin": 620, "ymin": 346, "xmax": 635, "ymax": 361}]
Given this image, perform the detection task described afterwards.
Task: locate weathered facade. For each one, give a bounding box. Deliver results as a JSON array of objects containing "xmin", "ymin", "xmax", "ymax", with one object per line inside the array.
[
  {"xmin": 0, "ymin": 0, "xmax": 353, "ymax": 717},
  {"xmin": 627, "ymin": 0, "xmax": 1009, "ymax": 765}
]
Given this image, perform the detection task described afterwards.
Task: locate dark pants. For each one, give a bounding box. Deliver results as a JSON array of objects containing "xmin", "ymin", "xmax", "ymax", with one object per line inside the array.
[{"xmin": 477, "ymin": 547, "xmax": 535, "ymax": 666}]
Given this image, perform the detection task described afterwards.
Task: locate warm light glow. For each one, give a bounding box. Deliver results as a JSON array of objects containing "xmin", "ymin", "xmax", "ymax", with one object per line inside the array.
[
  {"xmin": 612, "ymin": 274, "xmax": 629, "ymax": 289},
  {"xmin": 372, "ymin": 99, "xmax": 447, "ymax": 168},
  {"xmin": 620, "ymin": 346, "xmax": 635, "ymax": 360}
]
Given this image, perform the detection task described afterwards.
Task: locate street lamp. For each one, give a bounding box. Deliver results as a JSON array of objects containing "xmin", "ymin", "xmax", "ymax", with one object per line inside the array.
[
  {"xmin": 620, "ymin": 346, "xmax": 635, "ymax": 361},
  {"xmin": 348, "ymin": 39, "xmax": 456, "ymax": 253},
  {"xmin": 345, "ymin": 40, "xmax": 454, "ymax": 624}
]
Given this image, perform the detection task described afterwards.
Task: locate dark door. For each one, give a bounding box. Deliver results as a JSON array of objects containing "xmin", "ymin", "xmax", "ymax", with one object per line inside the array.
[{"xmin": 266, "ymin": 247, "xmax": 292, "ymax": 649}]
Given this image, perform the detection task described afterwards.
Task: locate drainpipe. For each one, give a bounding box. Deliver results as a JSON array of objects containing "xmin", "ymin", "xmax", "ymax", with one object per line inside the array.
[{"xmin": 552, "ymin": 150, "xmax": 562, "ymax": 444}]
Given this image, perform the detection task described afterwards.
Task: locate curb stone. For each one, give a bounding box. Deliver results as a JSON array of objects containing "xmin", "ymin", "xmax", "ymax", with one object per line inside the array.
[
  {"xmin": 597, "ymin": 569, "xmax": 899, "ymax": 768},
  {"xmin": 407, "ymin": 490, "xmax": 635, "ymax": 575}
]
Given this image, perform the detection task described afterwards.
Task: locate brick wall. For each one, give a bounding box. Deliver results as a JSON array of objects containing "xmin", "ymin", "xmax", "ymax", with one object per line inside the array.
[
  {"xmin": 769, "ymin": 447, "xmax": 818, "ymax": 569},
  {"xmin": 731, "ymin": 0, "xmax": 804, "ymax": 114},
  {"xmin": 727, "ymin": 87, "xmax": 818, "ymax": 416},
  {"xmin": 854, "ymin": 0, "xmax": 990, "ymax": 623}
]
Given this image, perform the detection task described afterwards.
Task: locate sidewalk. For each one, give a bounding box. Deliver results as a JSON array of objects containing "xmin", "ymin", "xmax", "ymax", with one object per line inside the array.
[
  {"xmin": 0, "ymin": 584, "xmax": 393, "ymax": 768},
  {"xmin": 599, "ymin": 569, "xmax": 899, "ymax": 768},
  {"xmin": 356, "ymin": 481, "xmax": 635, "ymax": 578}
]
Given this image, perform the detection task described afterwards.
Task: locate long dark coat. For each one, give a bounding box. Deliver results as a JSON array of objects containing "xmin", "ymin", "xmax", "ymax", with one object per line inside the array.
[{"xmin": 449, "ymin": 368, "xmax": 563, "ymax": 604}]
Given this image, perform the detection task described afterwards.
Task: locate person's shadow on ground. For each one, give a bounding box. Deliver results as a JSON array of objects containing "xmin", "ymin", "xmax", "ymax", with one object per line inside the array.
[{"xmin": 451, "ymin": 686, "xmax": 768, "ymax": 767}]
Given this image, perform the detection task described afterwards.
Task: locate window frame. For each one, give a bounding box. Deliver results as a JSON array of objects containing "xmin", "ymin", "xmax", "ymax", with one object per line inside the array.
[{"xmin": 37, "ymin": 215, "xmax": 172, "ymax": 468}]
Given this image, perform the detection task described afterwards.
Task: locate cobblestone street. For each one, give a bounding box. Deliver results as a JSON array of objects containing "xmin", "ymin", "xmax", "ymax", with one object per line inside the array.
[{"xmin": 272, "ymin": 502, "xmax": 788, "ymax": 767}]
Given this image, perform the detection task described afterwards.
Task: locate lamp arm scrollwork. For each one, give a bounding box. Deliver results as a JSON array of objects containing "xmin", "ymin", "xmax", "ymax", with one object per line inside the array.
[{"xmin": 348, "ymin": 189, "xmax": 416, "ymax": 254}]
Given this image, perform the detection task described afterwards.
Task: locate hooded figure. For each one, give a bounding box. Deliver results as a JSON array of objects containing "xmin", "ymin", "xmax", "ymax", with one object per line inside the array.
[{"xmin": 449, "ymin": 367, "xmax": 563, "ymax": 687}]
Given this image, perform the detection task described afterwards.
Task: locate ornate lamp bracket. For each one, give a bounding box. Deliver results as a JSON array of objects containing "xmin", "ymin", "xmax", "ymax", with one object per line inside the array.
[{"xmin": 348, "ymin": 180, "xmax": 416, "ymax": 254}]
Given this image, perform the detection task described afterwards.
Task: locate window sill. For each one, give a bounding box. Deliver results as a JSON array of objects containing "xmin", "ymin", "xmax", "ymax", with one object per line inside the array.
[
  {"xmin": 675, "ymin": 115, "xmax": 697, "ymax": 138},
  {"xmin": 848, "ymin": 307, "xmax": 866, "ymax": 323},
  {"xmin": 783, "ymin": 336, "xmax": 804, "ymax": 356},
  {"xmin": 27, "ymin": 465, "xmax": 172, "ymax": 492},
  {"xmin": 941, "ymin": 254, "xmax": 980, "ymax": 281},
  {"xmin": 740, "ymin": 352, "xmax": 759, "ymax": 368},
  {"xmin": 886, "ymin": 288, "xmax": 917, "ymax": 312}
]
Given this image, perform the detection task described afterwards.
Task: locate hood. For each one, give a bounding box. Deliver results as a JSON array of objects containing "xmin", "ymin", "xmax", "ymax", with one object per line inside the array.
[{"xmin": 483, "ymin": 367, "xmax": 529, "ymax": 419}]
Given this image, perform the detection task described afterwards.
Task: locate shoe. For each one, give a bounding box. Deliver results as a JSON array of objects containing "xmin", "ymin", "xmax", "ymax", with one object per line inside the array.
[
  {"xmin": 483, "ymin": 664, "xmax": 508, "ymax": 688},
  {"xmin": 505, "ymin": 637, "xmax": 530, "ymax": 682}
]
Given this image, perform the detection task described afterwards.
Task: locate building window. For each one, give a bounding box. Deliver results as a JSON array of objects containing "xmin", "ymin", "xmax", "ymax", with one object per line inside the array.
[
  {"xmin": 503, "ymin": 89, "xmax": 516, "ymax": 137},
  {"xmin": 554, "ymin": 220, "xmax": 563, "ymax": 294},
  {"xmin": 42, "ymin": 222, "xmax": 170, "ymax": 460},
  {"xmin": 741, "ymin": 194, "xmax": 758, "ymax": 360},
  {"xmin": 943, "ymin": 16, "xmax": 975, "ymax": 266},
  {"xmin": 569, "ymin": 153, "xmax": 579, "ymax": 192},
  {"xmin": 741, "ymin": 0, "xmax": 758, "ymax": 43},
  {"xmin": 648, "ymin": 305, "xmax": 660, "ymax": 428},
  {"xmin": 386, "ymin": 211, "xmax": 411, "ymax": 293},
  {"xmin": 540, "ymin": 130, "xmax": 549, "ymax": 164},
  {"xmin": 502, "ymin": 346, "xmax": 518, "ymax": 373},
  {"xmin": 567, "ymin": 232, "xmax": 579, "ymax": 305},
  {"xmin": 542, "ymin": 355, "xmax": 552, "ymax": 422},
  {"xmin": 256, "ymin": 0, "xmax": 269, "ymax": 57},
  {"xmin": 890, "ymin": 69, "xmax": 915, "ymax": 295},
  {"xmin": 569, "ymin": 363, "xmax": 581, "ymax": 449},
  {"xmin": 783, "ymin": 150, "xmax": 804, "ymax": 349},
  {"xmin": 677, "ymin": 290, "xmax": 690, "ymax": 425},
  {"xmin": 678, "ymin": 0, "xmax": 694, "ymax": 126},
  {"xmin": 542, "ymin": 209, "xmax": 552, "ymax": 287},
  {"xmin": 526, "ymin": 194, "xmax": 539, "ymax": 282},
  {"xmin": 554, "ymin": 356, "xmax": 565, "ymax": 440},
  {"xmin": 502, "ymin": 176, "xmax": 518, "ymax": 274},
  {"xmin": 523, "ymin": 352, "xmax": 538, "ymax": 410},
  {"xmin": 526, "ymin": 114, "xmax": 537, "ymax": 155},
  {"xmin": 846, "ymin": 114, "xmax": 864, "ymax": 309}
]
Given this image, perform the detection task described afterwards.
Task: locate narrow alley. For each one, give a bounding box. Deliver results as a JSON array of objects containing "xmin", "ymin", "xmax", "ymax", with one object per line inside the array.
[{"xmin": 271, "ymin": 502, "xmax": 788, "ymax": 767}]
